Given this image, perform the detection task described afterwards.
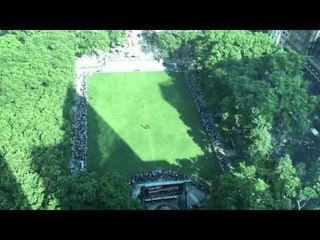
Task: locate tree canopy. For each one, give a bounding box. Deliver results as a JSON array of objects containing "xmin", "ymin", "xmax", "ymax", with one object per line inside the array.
[
  {"xmin": 149, "ymin": 30, "xmax": 320, "ymax": 209},
  {"xmin": 0, "ymin": 30, "xmax": 139, "ymax": 210}
]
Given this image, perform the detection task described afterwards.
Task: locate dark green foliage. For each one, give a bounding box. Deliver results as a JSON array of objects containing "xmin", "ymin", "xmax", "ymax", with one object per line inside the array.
[
  {"xmin": 207, "ymin": 154, "xmax": 320, "ymax": 210},
  {"xmin": 208, "ymin": 162, "xmax": 274, "ymax": 210},
  {"xmin": 146, "ymin": 30, "xmax": 201, "ymax": 59},
  {"xmin": 150, "ymin": 30, "xmax": 320, "ymax": 209},
  {"xmin": 97, "ymin": 173, "xmax": 141, "ymax": 209},
  {"xmin": 73, "ymin": 30, "xmax": 110, "ymax": 56},
  {"xmin": 108, "ymin": 30, "xmax": 127, "ymax": 47},
  {"xmin": 207, "ymin": 51, "xmax": 317, "ymax": 159},
  {"xmin": 194, "ymin": 31, "xmax": 275, "ymax": 69},
  {"xmin": 0, "ymin": 30, "xmax": 40, "ymax": 43},
  {"xmin": 56, "ymin": 172, "xmax": 141, "ymax": 210}
]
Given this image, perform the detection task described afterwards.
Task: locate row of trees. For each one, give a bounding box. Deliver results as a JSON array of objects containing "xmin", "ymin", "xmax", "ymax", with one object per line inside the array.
[
  {"xmin": 209, "ymin": 155, "xmax": 320, "ymax": 209},
  {"xmin": 0, "ymin": 30, "xmax": 140, "ymax": 209},
  {"xmin": 72, "ymin": 30, "xmax": 127, "ymax": 55},
  {"xmin": 147, "ymin": 30, "xmax": 320, "ymax": 209}
]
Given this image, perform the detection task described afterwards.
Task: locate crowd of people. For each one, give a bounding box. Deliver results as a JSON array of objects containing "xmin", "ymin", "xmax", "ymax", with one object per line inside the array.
[
  {"xmin": 190, "ymin": 180, "xmax": 210, "ymax": 194},
  {"xmin": 172, "ymin": 59, "xmax": 230, "ymax": 171},
  {"xmin": 71, "ymin": 54, "xmax": 111, "ymax": 174},
  {"xmin": 106, "ymin": 47, "xmax": 155, "ymax": 62},
  {"xmin": 128, "ymin": 170, "xmax": 189, "ymax": 186},
  {"xmin": 128, "ymin": 169, "xmax": 210, "ymax": 194},
  {"xmin": 71, "ymin": 70, "xmax": 90, "ymax": 174}
]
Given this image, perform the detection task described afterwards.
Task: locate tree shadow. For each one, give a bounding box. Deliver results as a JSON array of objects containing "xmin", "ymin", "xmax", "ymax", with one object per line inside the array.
[
  {"xmin": 0, "ymin": 153, "xmax": 31, "ymax": 210},
  {"xmin": 292, "ymin": 134, "xmax": 320, "ymax": 173},
  {"xmin": 175, "ymin": 153, "xmax": 220, "ymax": 186},
  {"xmin": 139, "ymin": 31, "xmax": 156, "ymax": 55},
  {"xmin": 159, "ymin": 73, "xmax": 212, "ymax": 153},
  {"xmin": 158, "ymin": 72, "xmax": 221, "ymax": 183}
]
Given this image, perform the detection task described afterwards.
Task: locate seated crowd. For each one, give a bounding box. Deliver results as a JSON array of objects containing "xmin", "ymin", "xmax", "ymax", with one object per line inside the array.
[
  {"xmin": 128, "ymin": 169, "xmax": 210, "ymax": 194},
  {"xmin": 128, "ymin": 169, "xmax": 189, "ymax": 186}
]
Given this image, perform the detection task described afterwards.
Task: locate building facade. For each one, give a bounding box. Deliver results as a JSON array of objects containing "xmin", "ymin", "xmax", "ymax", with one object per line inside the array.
[
  {"xmin": 267, "ymin": 30, "xmax": 320, "ymax": 54},
  {"xmin": 268, "ymin": 30, "xmax": 289, "ymax": 48},
  {"xmin": 265, "ymin": 30, "xmax": 320, "ymax": 81}
]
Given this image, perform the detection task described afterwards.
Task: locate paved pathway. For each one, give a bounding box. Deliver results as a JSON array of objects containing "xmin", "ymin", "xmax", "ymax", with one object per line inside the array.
[{"xmin": 77, "ymin": 30, "xmax": 165, "ymax": 73}]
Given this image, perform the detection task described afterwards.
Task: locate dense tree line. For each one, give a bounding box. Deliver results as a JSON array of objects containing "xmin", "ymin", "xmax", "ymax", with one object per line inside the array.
[
  {"xmin": 0, "ymin": 30, "xmax": 140, "ymax": 209},
  {"xmin": 147, "ymin": 30, "xmax": 320, "ymax": 209},
  {"xmin": 71, "ymin": 30, "xmax": 127, "ymax": 56},
  {"xmin": 56, "ymin": 172, "xmax": 141, "ymax": 210}
]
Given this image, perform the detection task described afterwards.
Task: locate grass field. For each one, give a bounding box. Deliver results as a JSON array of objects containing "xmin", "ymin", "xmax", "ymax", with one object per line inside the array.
[{"xmin": 87, "ymin": 71, "xmax": 220, "ymax": 181}]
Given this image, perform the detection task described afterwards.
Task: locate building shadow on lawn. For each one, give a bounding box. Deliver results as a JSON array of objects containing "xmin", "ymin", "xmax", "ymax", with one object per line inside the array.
[
  {"xmin": 87, "ymin": 102, "xmax": 219, "ymax": 182},
  {"xmin": 87, "ymin": 103, "xmax": 175, "ymax": 178}
]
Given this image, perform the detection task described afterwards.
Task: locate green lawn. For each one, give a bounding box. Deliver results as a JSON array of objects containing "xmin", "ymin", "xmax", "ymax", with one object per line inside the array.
[{"xmin": 87, "ymin": 71, "xmax": 220, "ymax": 181}]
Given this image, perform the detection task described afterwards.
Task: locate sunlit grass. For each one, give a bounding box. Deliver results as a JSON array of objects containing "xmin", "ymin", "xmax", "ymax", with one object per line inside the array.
[{"xmin": 87, "ymin": 71, "xmax": 217, "ymax": 178}]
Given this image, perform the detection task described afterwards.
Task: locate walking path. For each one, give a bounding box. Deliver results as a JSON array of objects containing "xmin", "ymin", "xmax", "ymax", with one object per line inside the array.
[{"xmin": 77, "ymin": 30, "xmax": 165, "ymax": 73}]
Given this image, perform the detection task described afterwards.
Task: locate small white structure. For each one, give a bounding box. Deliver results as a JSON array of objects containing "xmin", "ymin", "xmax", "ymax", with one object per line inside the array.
[{"xmin": 311, "ymin": 128, "xmax": 319, "ymax": 136}]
